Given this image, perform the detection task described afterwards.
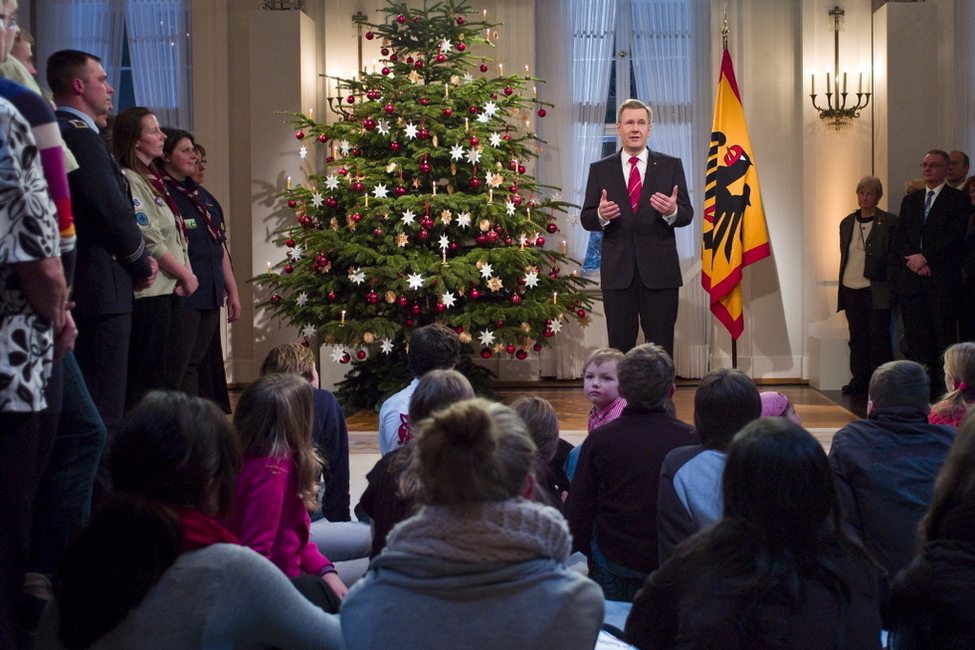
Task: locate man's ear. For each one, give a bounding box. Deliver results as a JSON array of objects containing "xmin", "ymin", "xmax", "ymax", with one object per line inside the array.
[
  {"xmin": 70, "ymin": 77, "xmax": 85, "ymax": 96},
  {"xmin": 520, "ymin": 473, "xmax": 536, "ymax": 500},
  {"xmin": 866, "ymin": 399, "xmax": 874, "ymax": 414},
  {"xmin": 668, "ymin": 383, "xmax": 676, "ymax": 398}
]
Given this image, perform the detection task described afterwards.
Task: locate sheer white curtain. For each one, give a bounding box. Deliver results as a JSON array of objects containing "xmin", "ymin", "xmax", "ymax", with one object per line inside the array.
[
  {"xmin": 37, "ymin": 0, "xmax": 127, "ymax": 93},
  {"xmin": 630, "ymin": 0, "xmax": 711, "ymax": 377},
  {"xmin": 126, "ymin": 0, "xmax": 192, "ymax": 129}
]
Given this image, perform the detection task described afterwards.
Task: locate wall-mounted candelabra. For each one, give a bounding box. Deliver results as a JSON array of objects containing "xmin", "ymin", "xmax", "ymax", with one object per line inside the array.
[{"xmin": 809, "ymin": 6, "xmax": 870, "ymax": 130}]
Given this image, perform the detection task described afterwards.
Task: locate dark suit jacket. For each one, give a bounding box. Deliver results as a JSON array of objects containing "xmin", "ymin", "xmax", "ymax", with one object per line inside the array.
[
  {"xmin": 580, "ymin": 148, "xmax": 693, "ymax": 291},
  {"xmin": 889, "ymin": 185, "xmax": 969, "ymax": 295},
  {"xmin": 837, "ymin": 208, "xmax": 896, "ymax": 312},
  {"xmin": 57, "ymin": 110, "xmax": 152, "ymax": 317}
]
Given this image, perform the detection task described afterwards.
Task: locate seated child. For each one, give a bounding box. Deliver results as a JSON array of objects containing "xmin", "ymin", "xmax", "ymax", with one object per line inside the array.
[
  {"xmin": 657, "ymin": 369, "xmax": 762, "ymax": 563},
  {"xmin": 929, "ymin": 341, "xmax": 975, "ymax": 427},
  {"xmin": 565, "ymin": 343, "xmax": 697, "ymax": 602},
  {"xmin": 760, "ymin": 390, "xmax": 802, "ymax": 424},
  {"xmin": 565, "ymin": 347, "xmax": 626, "ymax": 481},
  {"xmin": 511, "ymin": 396, "xmax": 566, "ymax": 510}
]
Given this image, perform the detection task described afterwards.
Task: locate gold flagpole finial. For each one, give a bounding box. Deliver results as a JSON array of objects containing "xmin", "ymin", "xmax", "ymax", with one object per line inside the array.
[{"xmin": 722, "ymin": 6, "xmax": 729, "ymax": 50}]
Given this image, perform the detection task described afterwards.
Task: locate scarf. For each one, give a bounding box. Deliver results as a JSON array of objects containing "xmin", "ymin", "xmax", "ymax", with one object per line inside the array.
[
  {"xmin": 172, "ymin": 506, "xmax": 239, "ymax": 553},
  {"xmin": 161, "ymin": 169, "xmax": 222, "ymax": 243},
  {"xmin": 386, "ymin": 497, "xmax": 571, "ymax": 564},
  {"xmin": 140, "ymin": 162, "xmax": 188, "ymax": 243}
]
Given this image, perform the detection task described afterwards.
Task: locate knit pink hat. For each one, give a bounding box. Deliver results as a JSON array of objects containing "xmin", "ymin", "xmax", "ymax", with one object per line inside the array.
[{"xmin": 760, "ymin": 391, "xmax": 790, "ymax": 418}]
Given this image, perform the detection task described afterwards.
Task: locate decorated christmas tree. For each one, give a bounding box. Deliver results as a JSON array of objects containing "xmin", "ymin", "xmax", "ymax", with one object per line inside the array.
[{"xmin": 255, "ymin": 0, "xmax": 594, "ymax": 408}]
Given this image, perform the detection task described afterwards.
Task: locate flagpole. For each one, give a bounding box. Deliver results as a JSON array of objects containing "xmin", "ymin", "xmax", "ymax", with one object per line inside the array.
[{"xmin": 722, "ymin": 10, "xmax": 737, "ymax": 369}]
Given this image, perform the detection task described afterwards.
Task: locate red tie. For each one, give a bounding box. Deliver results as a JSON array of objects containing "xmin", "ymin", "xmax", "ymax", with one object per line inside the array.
[{"xmin": 627, "ymin": 156, "xmax": 642, "ymax": 212}]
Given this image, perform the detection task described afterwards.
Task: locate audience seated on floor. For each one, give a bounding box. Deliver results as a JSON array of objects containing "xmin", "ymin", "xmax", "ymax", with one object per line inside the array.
[
  {"xmin": 887, "ymin": 408, "xmax": 975, "ymax": 648},
  {"xmin": 928, "ymin": 341, "xmax": 975, "ymax": 427},
  {"xmin": 511, "ymin": 396, "xmax": 567, "ymax": 511},
  {"xmin": 759, "ymin": 390, "xmax": 802, "ymax": 423},
  {"xmin": 657, "ymin": 368, "xmax": 762, "ymax": 563},
  {"xmin": 37, "ymin": 391, "xmax": 342, "ymax": 649},
  {"xmin": 566, "ymin": 343, "xmax": 697, "ymax": 602},
  {"xmin": 828, "ymin": 360, "xmax": 955, "ymax": 585},
  {"xmin": 342, "ymin": 398, "xmax": 604, "ymax": 649},
  {"xmin": 564, "ymin": 347, "xmax": 626, "ymax": 482},
  {"xmin": 359, "ymin": 369, "xmax": 474, "ymax": 558},
  {"xmin": 625, "ymin": 417, "xmax": 884, "ymax": 649}
]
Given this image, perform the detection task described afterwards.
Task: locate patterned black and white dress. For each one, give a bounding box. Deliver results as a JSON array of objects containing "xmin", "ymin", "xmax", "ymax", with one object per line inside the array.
[{"xmin": 0, "ymin": 96, "xmax": 60, "ymax": 412}]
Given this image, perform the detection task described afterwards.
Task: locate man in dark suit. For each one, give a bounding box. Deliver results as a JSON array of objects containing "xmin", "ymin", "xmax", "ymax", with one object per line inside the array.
[
  {"xmin": 47, "ymin": 50, "xmax": 156, "ymax": 440},
  {"xmin": 890, "ymin": 149, "xmax": 969, "ymax": 395},
  {"xmin": 580, "ymin": 99, "xmax": 693, "ymax": 355}
]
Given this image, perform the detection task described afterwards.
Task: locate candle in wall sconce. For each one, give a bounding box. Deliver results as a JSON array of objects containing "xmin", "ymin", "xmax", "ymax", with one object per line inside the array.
[
  {"xmin": 858, "ymin": 72, "xmax": 863, "ymax": 93},
  {"xmin": 826, "ymin": 72, "xmax": 831, "ymax": 93},
  {"xmin": 810, "ymin": 72, "xmax": 815, "ymax": 95}
]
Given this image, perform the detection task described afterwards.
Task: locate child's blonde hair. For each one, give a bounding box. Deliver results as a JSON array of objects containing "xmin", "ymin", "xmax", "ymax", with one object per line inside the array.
[
  {"xmin": 583, "ymin": 347, "xmax": 624, "ymax": 373},
  {"xmin": 932, "ymin": 342, "xmax": 975, "ymax": 421},
  {"xmin": 510, "ymin": 396, "xmax": 560, "ymax": 462},
  {"xmin": 233, "ymin": 373, "xmax": 323, "ymax": 510},
  {"xmin": 260, "ymin": 343, "xmax": 316, "ymax": 383}
]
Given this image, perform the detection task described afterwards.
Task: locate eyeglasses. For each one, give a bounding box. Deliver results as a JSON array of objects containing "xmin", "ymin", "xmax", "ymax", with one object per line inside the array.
[
  {"xmin": 920, "ymin": 162, "xmax": 945, "ymax": 169},
  {"xmin": 0, "ymin": 14, "xmax": 18, "ymax": 30}
]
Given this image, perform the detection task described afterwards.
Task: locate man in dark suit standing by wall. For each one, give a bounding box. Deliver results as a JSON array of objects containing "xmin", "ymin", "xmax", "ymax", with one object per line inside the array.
[
  {"xmin": 47, "ymin": 50, "xmax": 156, "ymax": 441},
  {"xmin": 580, "ymin": 99, "xmax": 693, "ymax": 356},
  {"xmin": 890, "ymin": 149, "xmax": 969, "ymax": 395}
]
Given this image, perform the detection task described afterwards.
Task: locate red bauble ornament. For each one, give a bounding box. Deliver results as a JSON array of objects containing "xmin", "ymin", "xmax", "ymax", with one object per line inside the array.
[
  {"xmin": 381, "ymin": 47, "xmax": 390, "ymax": 56},
  {"xmin": 533, "ymin": 342, "xmax": 543, "ymax": 351},
  {"xmin": 503, "ymin": 134, "xmax": 512, "ymax": 140},
  {"xmin": 436, "ymin": 302, "xmax": 446, "ymax": 312},
  {"xmin": 480, "ymin": 63, "xmax": 489, "ymax": 73},
  {"xmin": 315, "ymin": 255, "xmax": 327, "ymax": 265},
  {"xmin": 419, "ymin": 98, "xmax": 429, "ymax": 106},
  {"xmin": 389, "ymin": 54, "xmax": 398, "ymax": 61},
  {"xmin": 327, "ymin": 292, "xmax": 337, "ymax": 301},
  {"xmin": 391, "ymin": 142, "xmax": 401, "ymax": 152},
  {"xmin": 295, "ymin": 130, "xmax": 304, "ymax": 139},
  {"xmin": 552, "ymin": 266, "xmax": 561, "ymax": 273},
  {"xmin": 395, "ymin": 186, "xmax": 407, "ymax": 196},
  {"xmin": 457, "ymin": 16, "xmax": 466, "ymax": 24},
  {"xmin": 470, "ymin": 289, "xmax": 481, "ymax": 299},
  {"xmin": 548, "ymin": 271, "xmax": 559, "ymax": 278},
  {"xmin": 406, "ymin": 56, "xmax": 414, "ymax": 64},
  {"xmin": 356, "ymin": 350, "xmax": 367, "ymax": 360},
  {"xmin": 270, "ymin": 293, "xmax": 281, "ymax": 302},
  {"xmin": 396, "ymin": 14, "xmax": 407, "ymax": 23},
  {"xmin": 297, "ymin": 216, "xmax": 311, "ymax": 227},
  {"xmin": 491, "ymin": 94, "xmax": 498, "ymax": 100},
  {"xmin": 418, "ymin": 229, "xmax": 430, "ymax": 240},
  {"xmin": 326, "ymin": 156, "xmax": 335, "ymax": 163},
  {"xmin": 363, "ymin": 119, "xmax": 376, "ymax": 130},
  {"xmin": 503, "ymin": 86, "xmax": 513, "ymax": 96},
  {"xmin": 495, "ymin": 320, "xmax": 505, "ymax": 329},
  {"xmin": 413, "ymin": 15, "xmax": 420, "ymax": 22},
  {"xmin": 373, "ymin": 228, "xmax": 384, "ymax": 237},
  {"xmin": 443, "ymin": 108, "xmax": 453, "ymax": 117},
  {"xmin": 284, "ymin": 265, "xmax": 294, "ymax": 274},
  {"xmin": 469, "ymin": 178, "xmax": 482, "ymax": 188},
  {"xmin": 509, "ymin": 295, "xmax": 521, "ymax": 305},
  {"xmin": 420, "ymin": 217, "xmax": 434, "ymax": 229},
  {"xmin": 518, "ymin": 165, "xmax": 526, "ymax": 174},
  {"xmin": 417, "ymin": 128, "xmax": 430, "ymax": 139},
  {"xmin": 351, "ymin": 148, "xmax": 362, "ymax": 157},
  {"xmin": 546, "ymin": 223, "xmax": 558, "ymax": 233},
  {"xmin": 340, "ymin": 353, "xmax": 351, "ymax": 364},
  {"xmin": 481, "ymin": 348, "xmax": 493, "ymax": 359},
  {"xmin": 397, "ymin": 296, "xmax": 408, "ymax": 307},
  {"xmin": 454, "ymin": 325, "xmax": 464, "ymax": 334},
  {"xmin": 365, "ymin": 291, "xmax": 379, "ymax": 304},
  {"xmin": 411, "ymin": 303, "xmax": 422, "ymax": 314},
  {"xmin": 300, "ymin": 339, "xmax": 309, "ymax": 347},
  {"xmin": 318, "ymin": 134, "xmax": 328, "ymax": 143},
  {"xmin": 457, "ymin": 43, "xmax": 466, "ymax": 52},
  {"xmin": 504, "ymin": 237, "xmax": 513, "ymax": 245},
  {"xmin": 350, "ymin": 213, "xmax": 362, "ymax": 223},
  {"xmin": 516, "ymin": 349, "xmax": 528, "ymax": 360},
  {"xmin": 419, "ymin": 162, "xmax": 432, "ymax": 173},
  {"xmin": 470, "ymin": 136, "xmax": 479, "ymax": 147},
  {"xmin": 512, "ymin": 195, "xmax": 523, "ymax": 206},
  {"xmin": 535, "ymin": 237, "xmax": 546, "ymax": 247},
  {"xmin": 287, "ymin": 200, "xmax": 297, "ymax": 208},
  {"xmin": 505, "ymin": 344, "xmax": 516, "ymax": 354},
  {"xmin": 365, "ymin": 31, "xmax": 375, "ymax": 40},
  {"xmin": 351, "ymin": 181, "xmax": 364, "ymax": 192},
  {"xmin": 468, "ymin": 106, "xmax": 479, "ymax": 114},
  {"xmin": 338, "ymin": 168, "xmax": 348, "ymax": 176},
  {"xmin": 577, "ymin": 309, "xmax": 587, "ymax": 318},
  {"xmin": 285, "ymin": 238, "xmax": 295, "ymax": 247},
  {"xmin": 486, "ymin": 231, "xmax": 498, "ymax": 243},
  {"xmin": 346, "ymin": 95, "xmax": 355, "ymax": 104},
  {"xmin": 405, "ymin": 317, "xmax": 415, "ymax": 326},
  {"xmin": 543, "ymin": 329, "xmax": 555, "ymax": 338},
  {"xmin": 509, "ymin": 184, "xmax": 519, "ymax": 194},
  {"xmin": 537, "ymin": 108, "xmax": 547, "ymax": 117},
  {"xmin": 475, "ymin": 234, "xmax": 487, "ymax": 245},
  {"xmin": 381, "ymin": 67, "xmax": 391, "ymax": 76},
  {"xmin": 325, "ymin": 197, "xmax": 338, "ymax": 208},
  {"xmin": 436, "ymin": 54, "xmax": 446, "ymax": 62}
]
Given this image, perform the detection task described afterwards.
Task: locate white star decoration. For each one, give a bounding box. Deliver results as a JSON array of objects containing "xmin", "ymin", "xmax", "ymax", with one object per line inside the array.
[
  {"xmin": 463, "ymin": 73, "xmax": 474, "ymax": 84},
  {"xmin": 329, "ymin": 346, "xmax": 346, "ymax": 363},
  {"xmin": 489, "ymin": 132, "xmax": 503, "ymax": 147},
  {"xmin": 466, "ymin": 147, "xmax": 482, "ymax": 164},
  {"xmin": 476, "ymin": 113, "xmax": 490, "ymax": 124},
  {"xmin": 401, "ymin": 209, "xmax": 417, "ymax": 226},
  {"xmin": 438, "ymin": 235, "xmax": 450, "ymax": 250},
  {"xmin": 287, "ymin": 245, "xmax": 303, "ymax": 261},
  {"xmin": 441, "ymin": 292, "xmax": 457, "ymax": 308},
  {"xmin": 404, "ymin": 122, "xmax": 419, "ymax": 139},
  {"xmin": 483, "ymin": 101, "xmax": 498, "ymax": 117},
  {"xmin": 377, "ymin": 119, "xmax": 390, "ymax": 136},
  {"xmin": 373, "ymin": 184, "xmax": 389, "ymax": 198},
  {"xmin": 485, "ymin": 171, "xmax": 497, "ymax": 187},
  {"xmin": 301, "ymin": 325, "xmax": 316, "ymax": 338},
  {"xmin": 339, "ymin": 140, "xmax": 351, "ymax": 156},
  {"xmin": 505, "ymin": 200, "xmax": 517, "ymax": 216},
  {"xmin": 380, "ymin": 339, "xmax": 394, "ymax": 354},
  {"xmin": 550, "ymin": 318, "xmax": 564, "ymax": 334},
  {"xmin": 296, "ymin": 292, "xmax": 308, "ymax": 306},
  {"xmin": 478, "ymin": 329, "xmax": 496, "ymax": 346},
  {"xmin": 407, "ymin": 273, "xmax": 424, "ymax": 290},
  {"xmin": 299, "ymin": 145, "xmax": 308, "ymax": 160},
  {"xmin": 457, "ymin": 212, "xmax": 472, "ymax": 228},
  {"xmin": 479, "ymin": 263, "xmax": 494, "ymax": 279},
  {"xmin": 449, "ymin": 144, "xmax": 465, "ymax": 161},
  {"xmin": 349, "ymin": 268, "xmax": 366, "ymax": 285},
  {"xmin": 324, "ymin": 174, "xmax": 340, "ymax": 190},
  {"xmin": 524, "ymin": 271, "xmax": 540, "ymax": 288},
  {"xmin": 439, "ymin": 38, "xmax": 452, "ymax": 53},
  {"xmin": 311, "ymin": 192, "xmax": 324, "ymax": 207},
  {"xmin": 519, "ymin": 234, "xmax": 528, "ymax": 248}
]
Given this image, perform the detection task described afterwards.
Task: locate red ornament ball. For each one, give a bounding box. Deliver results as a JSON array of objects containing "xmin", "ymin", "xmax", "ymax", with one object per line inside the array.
[
  {"xmin": 443, "ymin": 108, "xmax": 453, "ymax": 117},
  {"xmin": 420, "ymin": 217, "xmax": 434, "ymax": 229},
  {"xmin": 365, "ymin": 31, "xmax": 375, "ymax": 40},
  {"xmin": 287, "ymin": 200, "xmax": 297, "ymax": 208},
  {"xmin": 295, "ymin": 130, "xmax": 304, "ymax": 139},
  {"xmin": 411, "ymin": 303, "xmax": 422, "ymax": 314},
  {"xmin": 469, "ymin": 177, "xmax": 482, "ymax": 188},
  {"xmin": 328, "ymin": 292, "xmax": 337, "ymax": 301},
  {"xmin": 373, "ymin": 228, "xmax": 384, "ymax": 237},
  {"xmin": 577, "ymin": 309, "xmax": 587, "ymax": 318},
  {"xmin": 470, "ymin": 136, "xmax": 479, "ymax": 146},
  {"xmin": 363, "ymin": 119, "xmax": 376, "ymax": 130},
  {"xmin": 509, "ymin": 295, "xmax": 521, "ymax": 305},
  {"xmin": 505, "ymin": 344, "xmax": 516, "ymax": 354},
  {"xmin": 298, "ymin": 216, "xmax": 311, "ymax": 227},
  {"xmin": 510, "ymin": 184, "xmax": 519, "ymax": 194},
  {"xmin": 300, "ymin": 339, "xmax": 309, "ymax": 347},
  {"xmin": 391, "ymin": 142, "xmax": 401, "ymax": 152},
  {"xmin": 537, "ymin": 108, "xmax": 547, "ymax": 118},
  {"xmin": 397, "ymin": 296, "xmax": 408, "ymax": 307},
  {"xmin": 512, "ymin": 195, "xmax": 523, "ymax": 206},
  {"xmin": 503, "ymin": 86, "xmax": 513, "ymax": 96},
  {"xmin": 417, "ymin": 128, "xmax": 430, "ymax": 139},
  {"xmin": 340, "ymin": 353, "xmax": 351, "ymax": 364},
  {"xmin": 457, "ymin": 43, "xmax": 466, "ymax": 52},
  {"xmin": 475, "ymin": 234, "xmax": 487, "ymax": 245},
  {"xmin": 381, "ymin": 67, "xmax": 391, "ymax": 76},
  {"xmin": 338, "ymin": 168, "xmax": 348, "ymax": 176},
  {"xmin": 406, "ymin": 56, "xmax": 414, "ymax": 64},
  {"xmin": 285, "ymin": 238, "xmax": 295, "ymax": 247},
  {"xmin": 326, "ymin": 156, "xmax": 334, "ymax": 163},
  {"xmin": 351, "ymin": 181, "xmax": 364, "ymax": 192},
  {"xmin": 419, "ymin": 98, "xmax": 429, "ymax": 106},
  {"xmin": 270, "ymin": 293, "xmax": 281, "ymax": 302},
  {"xmin": 418, "ymin": 229, "xmax": 430, "ymax": 240},
  {"xmin": 535, "ymin": 237, "xmax": 546, "ymax": 247},
  {"xmin": 503, "ymin": 134, "xmax": 512, "ymax": 141},
  {"xmin": 381, "ymin": 48, "xmax": 390, "ymax": 56},
  {"xmin": 552, "ymin": 266, "xmax": 561, "ymax": 273},
  {"xmin": 449, "ymin": 242, "xmax": 460, "ymax": 252},
  {"xmin": 351, "ymin": 148, "xmax": 362, "ymax": 157},
  {"xmin": 480, "ymin": 63, "xmax": 489, "ymax": 73},
  {"xmin": 395, "ymin": 185, "xmax": 407, "ymax": 196},
  {"xmin": 356, "ymin": 350, "xmax": 367, "ymax": 360},
  {"xmin": 346, "ymin": 95, "xmax": 355, "ymax": 104},
  {"xmin": 486, "ymin": 231, "xmax": 498, "ymax": 243},
  {"xmin": 468, "ymin": 106, "xmax": 479, "ymax": 114},
  {"xmin": 457, "ymin": 16, "xmax": 466, "ymax": 25},
  {"xmin": 491, "ymin": 94, "xmax": 499, "ymax": 100},
  {"xmin": 546, "ymin": 223, "xmax": 558, "ymax": 233},
  {"xmin": 325, "ymin": 197, "xmax": 338, "ymax": 209},
  {"xmin": 405, "ymin": 317, "xmax": 415, "ymax": 326},
  {"xmin": 518, "ymin": 165, "xmax": 526, "ymax": 174},
  {"xmin": 543, "ymin": 329, "xmax": 555, "ymax": 338},
  {"xmin": 284, "ymin": 265, "xmax": 294, "ymax": 274},
  {"xmin": 533, "ymin": 342, "xmax": 543, "ymax": 351},
  {"xmin": 383, "ymin": 103, "xmax": 395, "ymax": 114},
  {"xmin": 413, "ymin": 15, "xmax": 420, "ymax": 22},
  {"xmin": 419, "ymin": 162, "xmax": 432, "ymax": 173},
  {"xmin": 389, "ymin": 54, "xmax": 398, "ymax": 62},
  {"xmin": 481, "ymin": 348, "xmax": 493, "ymax": 359},
  {"xmin": 350, "ymin": 213, "xmax": 362, "ymax": 223},
  {"xmin": 495, "ymin": 321, "xmax": 505, "ymax": 330},
  {"xmin": 516, "ymin": 349, "xmax": 528, "ymax": 360},
  {"xmin": 365, "ymin": 291, "xmax": 379, "ymax": 304},
  {"xmin": 504, "ymin": 237, "xmax": 513, "ymax": 245},
  {"xmin": 436, "ymin": 302, "xmax": 446, "ymax": 312},
  {"xmin": 436, "ymin": 54, "xmax": 446, "ymax": 63},
  {"xmin": 470, "ymin": 289, "xmax": 480, "ymax": 299},
  {"xmin": 318, "ymin": 134, "xmax": 328, "ymax": 143},
  {"xmin": 396, "ymin": 14, "xmax": 406, "ymax": 23}
]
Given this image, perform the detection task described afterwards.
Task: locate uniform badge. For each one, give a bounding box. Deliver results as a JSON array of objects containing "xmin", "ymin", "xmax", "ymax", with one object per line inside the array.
[
  {"xmin": 154, "ymin": 197, "xmax": 166, "ymax": 207},
  {"xmin": 133, "ymin": 197, "xmax": 142, "ymax": 208},
  {"xmin": 185, "ymin": 218, "xmax": 197, "ymax": 229},
  {"xmin": 135, "ymin": 212, "xmax": 150, "ymax": 226}
]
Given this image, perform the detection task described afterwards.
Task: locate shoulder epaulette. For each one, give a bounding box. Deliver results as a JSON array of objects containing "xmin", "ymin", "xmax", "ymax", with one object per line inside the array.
[{"xmin": 64, "ymin": 118, "xmax": 90, "ymax": 130}]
